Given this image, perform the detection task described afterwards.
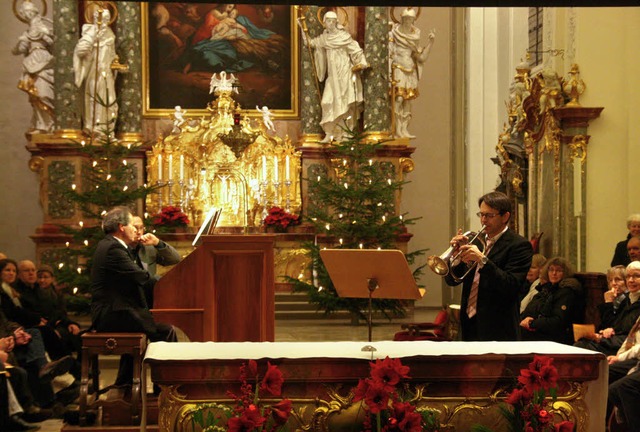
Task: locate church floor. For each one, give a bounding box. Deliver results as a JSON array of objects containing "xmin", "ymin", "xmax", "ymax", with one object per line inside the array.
[{"xmin": 38, "ymin": 308, "xmax": 439, "ymax": 432}]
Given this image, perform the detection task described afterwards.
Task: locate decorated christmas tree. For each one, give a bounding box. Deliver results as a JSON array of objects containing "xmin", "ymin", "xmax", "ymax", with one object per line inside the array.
[
  {"xmin": 52, "ymin": 96, "xmax": 156, "ymax": 312},
  {"xmin": 289, "ymin": 126, "xmax": 424, "ymax": 321}
]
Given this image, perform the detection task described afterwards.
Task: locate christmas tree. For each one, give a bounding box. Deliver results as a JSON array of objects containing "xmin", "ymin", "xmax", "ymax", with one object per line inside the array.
[
  {"xmin": 289, "ymin": 126, "xmax": 425, "ymax": 321},
  {"xmin": 52, "ymin": 94, "xmax": 156, "ymax": 312}
]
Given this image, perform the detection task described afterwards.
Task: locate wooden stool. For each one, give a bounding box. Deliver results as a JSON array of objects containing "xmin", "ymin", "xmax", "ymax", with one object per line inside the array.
[{"xmin": 79, "ymin": 332, "xmax": 148, "ymax": 426}]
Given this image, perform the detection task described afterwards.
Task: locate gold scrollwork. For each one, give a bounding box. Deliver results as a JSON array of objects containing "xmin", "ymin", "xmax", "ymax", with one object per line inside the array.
[
  {"xmin": 399, "ymin": 157, "xmax": 415, "ymax": 174},
  {"xmin": 28, "ymin": 156, "xmax": 44, "ymax": 173},
  {"xmin": 568, "ymin": 135, "xmax": 588, "ymax": 166}
]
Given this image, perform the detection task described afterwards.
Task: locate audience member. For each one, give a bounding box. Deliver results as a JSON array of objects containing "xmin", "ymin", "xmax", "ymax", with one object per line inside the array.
[
  {"xmin": 0, "ymin": 308, "xmax": 71, "ymax": 411},
  {"xmin": 607, "ymin": 261, "xmax": 640, "ymax": 428},
  {"xmin": 0, "ymin": 359, "xmax": 42, "ymax": 432},
  {"xmin": 520, "ymin": 257, "xmax": 582, "ymax": 344},
  {"xmin": 575, "ymin": 265, "xmax": 639, "ymax": 355},
  {"xmin": 519, "ymin": 253, "xmax": 547, "ymax": 313},
  {"xmin": 130, "ymin": 216, "xmax": 181, "ymax": 308},
  {"xmin": 10, "ymin": 261, "xmax": 74, "ymax": 364},
  {"xmin": 627, "ymin": 235, "xmax": 640, "ymax": 263},
  {"xmin": 91, "ymin": 207, "xmax": 178, "ymax": 388},
  {"xmin": 611, "ymin": 214, "xmax": 640, "ymax": 267}
]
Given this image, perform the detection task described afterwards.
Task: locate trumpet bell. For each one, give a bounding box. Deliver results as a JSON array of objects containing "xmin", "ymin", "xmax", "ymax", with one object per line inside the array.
[{"xmin": 427, "ymin": 255, "xmax": 449, "ymax": 275}]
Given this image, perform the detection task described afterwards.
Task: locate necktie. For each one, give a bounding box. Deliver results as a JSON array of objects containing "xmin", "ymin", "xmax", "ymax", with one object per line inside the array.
[{"xmin": 466, "ymin": 237, "xmax": 494, "ymax": 318}]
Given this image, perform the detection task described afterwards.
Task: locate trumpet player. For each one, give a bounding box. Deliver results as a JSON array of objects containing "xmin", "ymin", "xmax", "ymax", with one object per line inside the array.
[{"xmin": 446, "ymin": 191, "xmax": 532, "ymax": 342}]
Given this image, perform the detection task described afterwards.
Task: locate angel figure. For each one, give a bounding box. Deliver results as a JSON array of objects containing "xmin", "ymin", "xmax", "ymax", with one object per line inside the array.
[
  {"xmin": 389, "ymin": 8, "xmax": 436, "ymax": 139},
  {"xmin": 12, "ymin": 0, "xmax": 55, "ymax": 133},
  {"xmin": 172, "ymin": 105, "xmax": 187, "ymax": 133},
  {"xmin": 256, "ymin": 105, "xmax": 275, "ymax": 131}
]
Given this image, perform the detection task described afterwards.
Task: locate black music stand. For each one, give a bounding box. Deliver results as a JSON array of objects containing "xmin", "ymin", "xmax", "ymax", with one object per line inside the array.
[{"xmin": 320, "ymin": 249, "xmax": 424, "ymax": 342}]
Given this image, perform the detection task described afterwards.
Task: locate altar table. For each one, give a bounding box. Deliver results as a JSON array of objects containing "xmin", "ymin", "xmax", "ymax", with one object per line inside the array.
[{"xmin": 144, "ymin": 341, "xmax": 606, "ymax": 432}]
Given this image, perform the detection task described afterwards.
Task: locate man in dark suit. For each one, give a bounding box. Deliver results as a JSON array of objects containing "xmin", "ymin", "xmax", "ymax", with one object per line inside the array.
[
  {"xmin": 445, "ymin": 191, "xmax": 532, "ymax": 341},
  {"xmin": 91, "ymin": 207, "xmax": 177, "ymax": 386}
]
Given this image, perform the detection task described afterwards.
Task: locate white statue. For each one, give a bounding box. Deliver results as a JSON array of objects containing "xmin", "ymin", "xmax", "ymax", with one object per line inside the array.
[
  {"xmin": 73, "ymin": 7, "xmax": 118, "ymax": 134},
  {"xmin": 300, "ymin": 11, "xmax": 369, "ymax": 142},
  {"xmin": 256, "ymin": 105, "xmax": 275, "ymax": 131},
  {"xmin": 172, "ymin": 105, "xmax": 187, "ymax": 133},
  {"xmin": 538, "ymin": 67, "xmax": 562, "ymax": 114},
  {"xmin": 389, "ymin": 8, "xmax": 435, "ymax": 139},
  {"xmin": 12, "ymin": 0, "xmax": 55, "ymax": 133},
  {"xmin": 209, "ymin": 71, "xmax": 238, "ymax": 95}
]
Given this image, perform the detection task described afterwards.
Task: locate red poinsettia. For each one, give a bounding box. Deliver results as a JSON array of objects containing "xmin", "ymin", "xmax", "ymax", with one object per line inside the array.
[
  {"xmin": 263, "ymin": 206, "xmax": 300, "ymax": 231},
  {"xmin": 152, "ymin": 205, "xmax": 189, "ymax": 228},
  {"xmin": 473, "ymin": 355, "xmax": 575, "ymax": 432}
]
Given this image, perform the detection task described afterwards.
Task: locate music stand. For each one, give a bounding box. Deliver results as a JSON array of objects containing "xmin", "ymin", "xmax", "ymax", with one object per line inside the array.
[{"xmin": 320, "ymin": 249, "xmax": 424, "ymax": 342}]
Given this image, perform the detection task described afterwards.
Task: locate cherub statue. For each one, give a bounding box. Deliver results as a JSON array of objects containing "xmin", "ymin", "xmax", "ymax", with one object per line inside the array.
[
  {"xmin": 389, "ymin": 8, "xmax": 435, "ymax": 138},
  {"xmin": 171, "ymin": 105, "xmax": 187, "ymax": 133},
  {"xmin": 538, "ymin": 67, "xmax": 562, "ymax": 114},
  {"xmin": 12, "ymin": 0, "xmax": 55, "ymax": 133},
  {"xmin": 256, "ymin": 105, "xmax": 275, "ymax": 132}
]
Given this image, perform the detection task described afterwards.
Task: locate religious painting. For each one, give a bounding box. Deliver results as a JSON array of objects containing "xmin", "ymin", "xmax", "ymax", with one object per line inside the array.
[{"xmin": 141, "ymin": 3, "xmax": 298, "ymax": 118}]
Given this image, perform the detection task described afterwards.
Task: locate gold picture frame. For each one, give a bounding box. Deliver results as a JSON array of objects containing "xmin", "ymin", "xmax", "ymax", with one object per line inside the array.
[{"xmin": 141, "ymin": 3, "xmax": 298, "ymax": 119}]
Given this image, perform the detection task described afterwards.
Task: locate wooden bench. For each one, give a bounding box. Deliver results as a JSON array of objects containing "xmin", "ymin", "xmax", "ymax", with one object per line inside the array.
[{"xmin": 79, "ymin": 332, "xmax": 148, "ymax": 426}]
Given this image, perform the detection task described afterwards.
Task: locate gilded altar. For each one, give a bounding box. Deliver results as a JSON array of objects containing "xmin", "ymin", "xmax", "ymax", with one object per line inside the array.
[
  {"xmin": 145, "ymin": 341, "xmax": 606, "ymax": 432},
  {"xmin": 145, "ymin": 75, "xmax": 302, "ymax": 230}
]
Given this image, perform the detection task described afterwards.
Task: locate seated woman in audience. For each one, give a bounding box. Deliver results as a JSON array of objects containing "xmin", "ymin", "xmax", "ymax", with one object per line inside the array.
[
  {"xmin": 519, "ymin": 253, "xmax": 547, "ymax": 313},
  {"xmin": 611, "ymin": 213, "xmax": 640, "ymax": 267},
  {"xmin": 576, "ymin": 264, "xmax": 640, "ymax": 355},
  {"xmin": 519, "ymin": 257, "xmax": 581, "ymax": 344},
  {"xmin": 607, "ymin": 261, "xmax": 640, "ymax": 428}
]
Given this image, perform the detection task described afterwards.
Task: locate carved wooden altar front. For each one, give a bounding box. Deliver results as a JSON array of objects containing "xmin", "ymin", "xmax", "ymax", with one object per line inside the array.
[{"xmin": 145, "ymin": 341, "xmax": 606, "ymax": 432}]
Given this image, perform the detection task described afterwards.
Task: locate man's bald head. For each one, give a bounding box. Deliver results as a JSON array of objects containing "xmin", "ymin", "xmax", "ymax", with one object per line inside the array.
[{"xmin": 18, "ymin": 260, "xmax": 38, "ymax": 286}]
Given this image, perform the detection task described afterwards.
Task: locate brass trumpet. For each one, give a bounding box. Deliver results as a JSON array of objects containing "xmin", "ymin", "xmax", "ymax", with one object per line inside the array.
[{"xmin": 427, "ymin": 226, "xmax": 487, "ymax": 282}]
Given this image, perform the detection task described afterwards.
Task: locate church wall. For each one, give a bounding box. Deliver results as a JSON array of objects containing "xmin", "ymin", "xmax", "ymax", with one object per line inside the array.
[
  {"xmin": 400, "ymin": 8, "xmax": 455, "ymax": 308},
  {"xmin": 0, "ymin": 9, "xmax": 42, "ymax": 260},
  {"xmin": 573, "ymin": 8, "xmax": 640, "ymax": 272}
]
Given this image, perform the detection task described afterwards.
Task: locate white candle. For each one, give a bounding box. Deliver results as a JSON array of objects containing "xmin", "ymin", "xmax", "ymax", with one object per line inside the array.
[
  {"xmin": 157, "ymin": 154, "xmax": 162, "ymax": 180},
  {"xmin": 273, "ymin": 156, "xmax": 279, "ymax": 182},
  {"xmin": 168, "ymin": 154, "xmax": 173, "ymax": 180},
  {"xmin": 262, "ymin": 155, "xmax": 267, "ymax": 180},
  {"xmin": 180, "ymin": 155, "xmax": 184, "ymax": 181},
  {"xmin": 285, "ymin": 155, "xmax": 290, "ymax": 181}
]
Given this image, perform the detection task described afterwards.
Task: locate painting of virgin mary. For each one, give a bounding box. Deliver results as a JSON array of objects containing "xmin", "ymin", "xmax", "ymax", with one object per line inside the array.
[{"xmin": 143, "ymin": 3, "xmax": 297, "ymax": 117}]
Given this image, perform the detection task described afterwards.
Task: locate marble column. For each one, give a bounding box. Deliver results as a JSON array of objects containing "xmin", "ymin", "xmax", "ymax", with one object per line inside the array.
[
  {"xmin": 114, "ymin": 2, "xmax": 143, "ymax": 142},
  {"xmin": 52, "ymin": 0, "xmax": 82, "ymax": 138},
  {"xmin": 297, "ymin": 6, "xmax": 323, "ymax": 147},
  {"xmin": 362, "ymin": 7, "xmax": 392, "ymax": 143}
]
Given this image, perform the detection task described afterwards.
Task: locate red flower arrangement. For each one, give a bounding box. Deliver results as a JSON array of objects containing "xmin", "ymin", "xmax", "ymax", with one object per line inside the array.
[
  {"xmin": 152, "ymin": 205, "xmax": 189, "ymax": 229},
  {"xmin": 472, "ymin": 355, "xmax": 574, "ymax": 432},
  {"xmin": 191, "ymin": 360, "xmax": 292, "ymax": 431},
  {"xmin": 263, "ymin": 206, "xmax": 300, "ymax": 232},
  {"xmin": 353, "ymin": 357, "xmax": 441, "ymax": 432}
]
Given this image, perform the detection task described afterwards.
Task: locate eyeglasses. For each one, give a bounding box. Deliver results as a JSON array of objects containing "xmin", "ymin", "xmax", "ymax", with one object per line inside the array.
[
  {"xmin": 627, "ymin": 273, "xmax": 640, "ymax": 280},
  {"xmin": 476, "ymin": 212, "xmax": 500, "ymax": 219}
]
